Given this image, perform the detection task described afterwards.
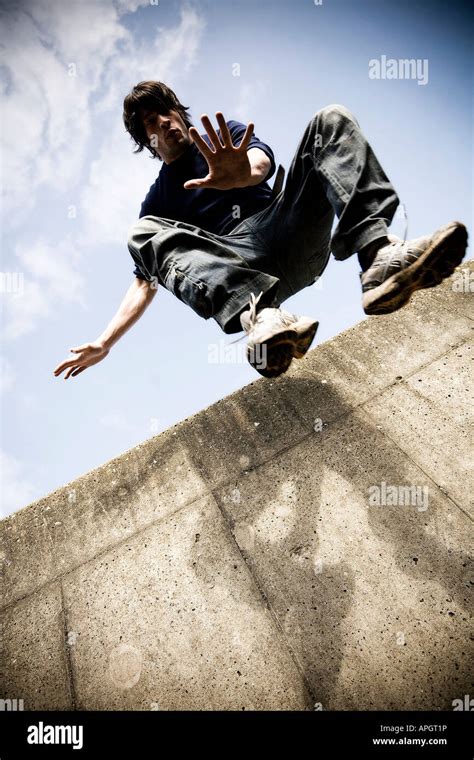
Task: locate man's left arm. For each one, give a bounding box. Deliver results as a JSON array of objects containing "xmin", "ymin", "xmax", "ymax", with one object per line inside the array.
[{"xmin": 240, "ymin": 147, "xmax": 272, "ymax": 187}]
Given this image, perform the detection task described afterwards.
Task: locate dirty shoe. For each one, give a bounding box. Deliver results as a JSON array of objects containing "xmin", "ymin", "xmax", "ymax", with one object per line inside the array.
[
  {"xmin": 361, "ymin": 221, "xmax": 468, "ymax": 315},
  {"xmin": 240, "ymin": 291, "xmax": 319, "ymax": 378}
]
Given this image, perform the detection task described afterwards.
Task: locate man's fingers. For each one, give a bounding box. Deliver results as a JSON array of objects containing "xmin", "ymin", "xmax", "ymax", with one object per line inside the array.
[
  {"xmin": 54, "ymin": 359, "xmax": 78, "ymax": 375},
  {"xmin": 54, "ymin": 343, "xmax": 102, "ymax": 378},
  {"xmin": 54, "ymin": 351, "xmax": 87, "ymax": 375},
  {"xmin": 200, "ymin": 114, "xmax": 224, "ymax": 151},
  {"xmin": 236, "ymin": 121, "xmax": 254, "ymax": 152},
  {"xmin": 64, "ymin": 366, "xmax": 77, "ymax": 380},
  {"xmin": 183, "ymin": 176, "xmax": 212, "ymax": 190},
  {"xmin": 71, "ymin": 366, "xmax": 86, "ymax": 377},
  {"xmin": 64, "ymin": 363, "xmax": 87, "ymax": 379},
  {"xmin": 215, "ymin": 112, "xmax": 232, "ymax": 147},
  {"xmin": 189, "ymin": 126, "xmax": 214, "ymax": 159}
]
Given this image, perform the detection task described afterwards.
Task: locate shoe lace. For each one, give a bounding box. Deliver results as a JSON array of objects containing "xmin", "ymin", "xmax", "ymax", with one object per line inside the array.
[
  {"xmin": 395, "ymin": 202, "xmax": 409, "ymax": 243},
  {"xmin": 228, "ymin": 291, "xmax": 264, "ymax": 345},
  {"xmin": 245, "ymin": 290, "xmax": 265, "ymax": 329}
]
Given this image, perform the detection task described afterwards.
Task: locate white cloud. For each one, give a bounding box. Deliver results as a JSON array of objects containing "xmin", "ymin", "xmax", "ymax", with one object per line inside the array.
[
  {"xmin": 2, "ymin": 1, "xmax": 205, "ymax": 231},
  {"xmin": 0, "ymin": 450, "xmax": 37, "ymax": 518},
  {"xmin": 1, "ymin": 0, "xmax": 153, "ymax": 227},
  {"xmin": 2, "ymin": 236, "xmax": 87, "ymax": 340},
  {"xmin": 2, "ymin": 1, "xmax": 206, "ymax": 339}
]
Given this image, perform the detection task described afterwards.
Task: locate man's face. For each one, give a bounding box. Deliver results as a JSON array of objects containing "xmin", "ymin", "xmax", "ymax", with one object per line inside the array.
[{"xmin": 140, "ymin": 108, "xmax": 192, "ymax": 164}]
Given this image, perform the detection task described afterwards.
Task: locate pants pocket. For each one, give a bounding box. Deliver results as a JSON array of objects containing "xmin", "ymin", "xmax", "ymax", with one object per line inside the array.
[{"xmin": 164, "ymin": 264, "xmax": 213, "ymax": 319}]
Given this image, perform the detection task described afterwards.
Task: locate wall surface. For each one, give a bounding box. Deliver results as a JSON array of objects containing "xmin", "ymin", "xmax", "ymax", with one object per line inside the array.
[{"xmin": 1, "ymin": 261, "xmax": 472, "ymax": 711}]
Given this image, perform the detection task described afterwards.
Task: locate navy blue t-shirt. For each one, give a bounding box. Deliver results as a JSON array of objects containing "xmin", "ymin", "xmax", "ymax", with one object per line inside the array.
[{"xmin": 132, "ymin": 120, "xmax": 276, "ymax": 280}]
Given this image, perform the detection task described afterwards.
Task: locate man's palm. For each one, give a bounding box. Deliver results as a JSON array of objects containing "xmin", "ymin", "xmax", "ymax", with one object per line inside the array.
[{"xmin": 183, "ymin": 112, "xmax": 254, "ymax": 191}]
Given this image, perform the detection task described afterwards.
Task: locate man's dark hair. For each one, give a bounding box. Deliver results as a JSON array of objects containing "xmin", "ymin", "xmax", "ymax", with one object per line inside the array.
[{"xmin": 122, "ymin": 81, "xmax": 193, "ymax": 160}]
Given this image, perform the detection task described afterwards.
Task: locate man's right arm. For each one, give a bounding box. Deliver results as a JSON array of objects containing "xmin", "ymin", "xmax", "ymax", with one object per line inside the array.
[
  {"xmin": 53, "ymin": 278, "xmax": 157, "ymax": 380},
  {"xmin": 97, "ymin": 277, "xmax": 157, "ymax": 351}
]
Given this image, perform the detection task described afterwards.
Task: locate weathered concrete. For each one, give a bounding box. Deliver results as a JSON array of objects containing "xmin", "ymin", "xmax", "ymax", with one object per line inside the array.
[{"xmin": 1, "ymin": 261, "xmax": 472, "ymax": 711}]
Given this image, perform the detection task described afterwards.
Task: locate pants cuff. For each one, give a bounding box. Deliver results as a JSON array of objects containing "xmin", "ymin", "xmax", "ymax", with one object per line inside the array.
[
  {"xmin": 214, "ymin": 275, "xmax": 281, "ymax": 334},
  {"xmin": 332, "ymin": 221, "xmax": 390, "ymax": 261}
]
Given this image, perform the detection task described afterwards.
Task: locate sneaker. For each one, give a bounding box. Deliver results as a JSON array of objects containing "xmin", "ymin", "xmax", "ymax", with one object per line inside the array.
[
  {"xmin": 361, "ymin": 221, "xmax": 468, "ymax": 315},
  {"xmin": 240, "ymin": 291, "xmax": 319, "ymax": 378}
]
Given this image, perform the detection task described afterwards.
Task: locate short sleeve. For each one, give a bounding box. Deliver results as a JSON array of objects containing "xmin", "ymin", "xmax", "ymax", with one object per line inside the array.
[
  {"xmin": 223, "ymin": 120, "xmax": 276, "ymax": 182},
  {"xmin": 139, "ymin": 197, "xmax": 152, "ymax": 219},
  {"xmin": 139, "ymin": 178, "xmax": 159, "ymax": 219},
  {"xmin": 133, "ymin": 264, "xmax": 150, "ymax": 280},
  {"xmin": 133, "ymin": 180, "xmax": 159, "ymax": 279}
]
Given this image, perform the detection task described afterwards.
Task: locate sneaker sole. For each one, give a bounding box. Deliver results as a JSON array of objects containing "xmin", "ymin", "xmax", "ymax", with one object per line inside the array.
[
  {"xmin": 292, "ymin": 318, "xmax": 320, "ymax": 359},
  {"xmin": 247, "ymin": 329, "xmax": 297, "ymax": 378},
  {"xmin": 362, "ymin": 221, "xmax": 468, "ymax": 315},
  {"xmin": 247, "ymin": 318, "xmax": 319, "ymax": 378}
]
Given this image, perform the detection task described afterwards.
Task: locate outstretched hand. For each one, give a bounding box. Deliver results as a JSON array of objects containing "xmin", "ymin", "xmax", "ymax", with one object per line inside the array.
[
  {"xmin": 53, "ymin": 342, "xmax": 110, "ymax": 380},
  {"xmin": 183, "ymin": 112, "xmax": 254, "ymax": 191}
]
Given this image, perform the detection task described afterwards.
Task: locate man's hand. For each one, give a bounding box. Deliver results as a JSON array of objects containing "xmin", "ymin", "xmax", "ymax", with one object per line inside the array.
[
  {"xmin": 184, "ymin": 112, "xmax": 256, "ymax": 191},
  {"xmin": 53, "ymin": 341, "xmax": 110, "ymax": 380},
  {"xmin": 53, "ymin": 278, "xmax": 156, "ymax": 383}
]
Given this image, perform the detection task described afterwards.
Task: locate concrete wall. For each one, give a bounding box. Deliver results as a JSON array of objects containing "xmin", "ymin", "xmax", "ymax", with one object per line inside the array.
[{"xmin": 1, "ymin": 261, "xmax": 472, "ymax": 711}]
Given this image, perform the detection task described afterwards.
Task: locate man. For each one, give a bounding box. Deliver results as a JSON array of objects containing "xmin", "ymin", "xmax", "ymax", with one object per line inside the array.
[{"xmin": 54, "ymin": 81, "xmax": 468, "ymax": 381}]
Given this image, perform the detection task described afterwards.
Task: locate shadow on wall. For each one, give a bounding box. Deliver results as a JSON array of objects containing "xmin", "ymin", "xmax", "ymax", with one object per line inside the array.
[{"xmin": 188, "ymin": 374, "xmax": 472, "ymax": 710}]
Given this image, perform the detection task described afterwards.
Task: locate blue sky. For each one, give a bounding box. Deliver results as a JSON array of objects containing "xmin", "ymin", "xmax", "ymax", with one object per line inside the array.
[{"xmin": 1, "ymin": 0, "xmax": 472, "ymax": 517}]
